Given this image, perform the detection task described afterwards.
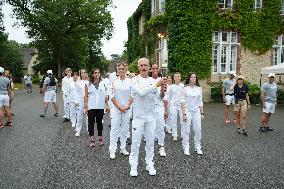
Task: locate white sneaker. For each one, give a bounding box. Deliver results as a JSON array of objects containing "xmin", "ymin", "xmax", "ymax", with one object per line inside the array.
[
  {"xmin": 120, "ymin": 149, "xmax": 129, "ymax": 156},
  {"xmin": 195, "ymin": 149, "xmax": 203, "ymax": 155},
  {"xmin": 168, "ymin": 129, "xmax": 172, "ymax": 134},
  {"xmin": 159, "ymin": 147, "xmax": 166, "ymax": 157},
  {"xmin": 110, "ymin": 152, "xmax": 116, "ymax": 159},
  {"xmin": 184, "ymin": 149, "xmax": 190, "ymax": 156},
  {"xmin": 130, "ymin": 166, "xmax": 138, "ymax": 177},
  {"xmin": 75, "ymin": 132, "xmax": 80, "ymax": 137},
  {"xmin": 146, "ymin": 165, "xmax": 156, "ymax": 176},
  {"xmin": 173, "ymin": 136, "xmax": 178, "ymax": 141}
]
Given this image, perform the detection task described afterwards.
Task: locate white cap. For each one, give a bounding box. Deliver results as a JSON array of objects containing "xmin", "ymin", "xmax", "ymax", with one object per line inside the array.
[
  {"xmin": 268, "ymin": 73, "xmax": 275, "ymax": 78},
  {"xmin": 47, "ymin": 70, "xmax": 53, "ymax": 74},
  {"xmin": 237, "ymin": 75, "xmax": 244, "ymax": 80},
  {"xmin": 228, "ymin": 71, "xmax": 236, "ymax": 77},
  {"xmin": 0, "ymin": 67, "xmax": 4, "ymax": 73}
]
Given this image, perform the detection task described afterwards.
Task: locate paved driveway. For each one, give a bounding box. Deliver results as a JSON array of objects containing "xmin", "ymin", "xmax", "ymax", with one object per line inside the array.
[{"xmin": 0, "ymin": 89, "xmax": 283, "ymax": 188}]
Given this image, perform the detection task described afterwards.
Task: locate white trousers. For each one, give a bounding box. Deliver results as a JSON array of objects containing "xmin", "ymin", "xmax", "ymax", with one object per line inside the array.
[
  {"xmin": 69, "ymin": 100, "xmax": 84, "ymax": 132},
  {"xmin": 155, "ymin": 110, "xmax": 165, "ymax": 146},
  {"xmin": 182, "ymin": 110, "xmax": 202, "ymax": 151},
  {"xmin": 129, "ymin": 116, "xmax": 156, "ymax": 167},
  {"xmin": 63, "ymin": 95, "xmax": 70, "ymax": 119},
  {"xmin": 170, "ymin": 105, "xmax": 183, "ymax": 138},
  {"xmin": 109, "ymin": 111, "xmax": 130, "ymax": 153}
]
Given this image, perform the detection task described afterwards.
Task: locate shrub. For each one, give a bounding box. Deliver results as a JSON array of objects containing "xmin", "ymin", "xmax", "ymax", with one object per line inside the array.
[
  {"xmin": 277, "ymin": 89, "xmax": 284, "ymax": 104},
  {"xmin": 211, "ymin": 82, "xmax": 222, "ymax": 103}
]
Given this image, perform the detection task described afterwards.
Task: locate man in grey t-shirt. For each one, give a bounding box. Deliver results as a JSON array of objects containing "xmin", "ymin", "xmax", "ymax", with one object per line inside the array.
[
  {"xmin": 24, "ymin": 74, "xmax": 33, "ymax": 94},
  {"xmin": 222, "ymin": 71, "xmax": 236, "ymax": 125},
  {"xmin": 40, "ymin": 70, "xmax": 59, "ymax": 118},
  {"xmin": 259, "ymin": 73, "xmax": 278, "ymax": 132},
  {"xmin": 0, "ymin": 67, "xmax": 13, "ymax": 128}
]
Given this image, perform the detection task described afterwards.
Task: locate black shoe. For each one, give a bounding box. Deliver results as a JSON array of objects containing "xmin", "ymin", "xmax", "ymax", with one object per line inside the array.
[
  {"xmin": 108, "ymin": 124, "xmax": 111, "ymax": 127},
  {"xmin": 127, "ymin": 138, "xmax": 132, "ymax": 145},
  {"xmin": 265, "ymin": 127, "xmax": 273, "ymax": 131},
  {"xmin": 62, "ymin": 118, "xmax": 69, "ymax": 123},
  {"xmin": 259, "ymin": 127, "xmax": 267, "ymax": 132},
  {"xmin": 40, "ymin": 114, "xmax": 46, "ymax": 118},
  {"xmin": 242, "ymin": 129, "xmax": 248, "ymax": 136},
  {"xmin": 237, "ymin": 128, "xmax": 241, "ymax": 134},
  {"xmin": 54, "ymin": 113, "xmax": 59, "ymax": 117}
]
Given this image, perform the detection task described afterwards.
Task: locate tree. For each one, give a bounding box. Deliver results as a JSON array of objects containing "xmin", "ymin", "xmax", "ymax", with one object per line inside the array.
[
  {"xmin": 0, "ymin": 3, "xmax": 24, "ymax": 79},
  {"xmin": 0, "ymin": 40, "xmax": 24, "ymax": 79},
  {"xmin": 7, "ymin": 0, "xmax": 113, "ymax": 78}
]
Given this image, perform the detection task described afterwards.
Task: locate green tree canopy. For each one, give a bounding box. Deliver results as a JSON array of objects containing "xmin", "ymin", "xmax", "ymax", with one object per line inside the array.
[{"xmin": 7, "ymin": 0, "xmax": 114, "ymax": 78}]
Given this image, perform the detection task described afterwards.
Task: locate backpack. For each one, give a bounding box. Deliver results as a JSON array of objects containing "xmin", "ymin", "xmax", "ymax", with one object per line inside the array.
[{"xmin": 47, "ymin": 76, "xmax": 56, "ymax": 86}]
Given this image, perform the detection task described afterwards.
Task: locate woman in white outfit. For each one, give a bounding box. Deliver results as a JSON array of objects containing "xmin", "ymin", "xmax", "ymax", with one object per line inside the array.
[
  {"xmin": 168, "ymin": 72, "xmax": 184, "ymax": 141},
  {"xmin": 109, "ymin": 63, "xmax": 133, "ymax": 159},
  {"xmin": 181, "ymin": 73, "xmax": 204, "ymax": 156},
  {"xmin": 165, "ymin": 75, "xmax": 173, "ymax": 134},
  {"xmin": 62, "ymin": 68, "xmax": 72, "ymax": 122},
  {"xmin": 79, "ymin": 69, "xmax": 89, "ymax": 133},
  {"xmin": 68, "ymin": 72, "xmax": 85, "ymax": 136}
]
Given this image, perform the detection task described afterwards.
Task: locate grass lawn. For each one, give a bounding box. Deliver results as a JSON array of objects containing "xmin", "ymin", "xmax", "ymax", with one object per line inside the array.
[{"xmin": 13, "ymin": 83, "xmax": 25, "ymax": 90}]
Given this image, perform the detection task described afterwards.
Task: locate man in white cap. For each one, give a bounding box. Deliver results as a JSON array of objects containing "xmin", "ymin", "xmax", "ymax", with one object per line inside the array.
[
  {"xmin": 0, "ymin": 67, "xmax": 13, "ymax": 128},
  {"xmin": 129, "ymin": 58, "xmax": 167, "ymax": 177},
  {"xmin": 259, "ymin": 73, "xmax": 278, "ymax": 132},
  {"xmin": 40, "ymin": 70, "xmax": 59, "ymax": 117},
  {"xmin": 222, "ymin": 71, "xmax": 236, "ymax": 125}
]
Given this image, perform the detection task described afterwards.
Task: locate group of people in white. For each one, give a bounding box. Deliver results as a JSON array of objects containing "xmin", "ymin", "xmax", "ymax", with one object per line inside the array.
[
  {"xmin": 40, "ymin": 58, "xmax": 204, "ymax": 177},
  {"xmin": 37, "ymin": 57, "xmax": 279, "ymax": 177}
]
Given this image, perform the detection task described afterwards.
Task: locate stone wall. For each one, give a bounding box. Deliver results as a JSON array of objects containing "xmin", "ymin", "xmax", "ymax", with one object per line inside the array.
[
  {"xmin": 202, "ymin": 47, "xmax": 275, "ymax": 102},
  {"xmin": 240, "ymin": 48, "xmax": 272, "ymax": 85}
]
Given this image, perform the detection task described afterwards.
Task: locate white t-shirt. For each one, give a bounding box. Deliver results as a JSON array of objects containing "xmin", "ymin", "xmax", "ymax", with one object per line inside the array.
[
  {"xmin": 87, "ymin": 82, "xmax": 107, "ymax": 110},
  {"xmin": 111, "ymin": 77, "xmax": 132, "ymax": 113},
  {"xmin": 131, "ymin": 75, "xmax": 160, "ymax": 117},
  {"xmin": 181, "ymin": 85, "xmax": 203, "ymax": 112},
  {"xmin": 167, "ymin": 83, "xmax": 184, "ymax": 106}
]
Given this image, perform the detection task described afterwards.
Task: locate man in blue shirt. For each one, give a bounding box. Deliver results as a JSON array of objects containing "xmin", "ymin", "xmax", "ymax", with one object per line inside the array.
[{"xmin": 234, "ymin": 75, "xmax": 251, "ymax": 136}]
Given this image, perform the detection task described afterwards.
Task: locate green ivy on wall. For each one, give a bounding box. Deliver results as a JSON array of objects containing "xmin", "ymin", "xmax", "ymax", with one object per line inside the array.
[
  {"xmin": 126, "ymin": 0, "xmax": 155, "ymax": 64},
  {"xmin": 166, "ymin": 0, "xmax": 216, "ymax": 79},
  {"xmin": 127, "ymin": 0, "xmax": 283, "ymax": 79}
]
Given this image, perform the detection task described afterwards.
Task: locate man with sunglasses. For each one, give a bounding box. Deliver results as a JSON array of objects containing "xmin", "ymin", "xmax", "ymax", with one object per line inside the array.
[{"xmin": 259, "ymin": 73, "xmax": 278, "ymax": 132}]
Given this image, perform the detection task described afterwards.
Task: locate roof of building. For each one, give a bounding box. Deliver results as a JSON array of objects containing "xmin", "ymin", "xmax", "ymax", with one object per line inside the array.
[{"xmin": 22, "ymin": 48, "xmax": 36, "ymax": 69}]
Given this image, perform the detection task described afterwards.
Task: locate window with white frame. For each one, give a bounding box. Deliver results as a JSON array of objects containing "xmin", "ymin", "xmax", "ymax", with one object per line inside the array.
[
  {"xmin": 281, "ymin": 0, "xmax": 284, "ymax": 15},
  {"xmin": 160, "ymin": 0, "xmax": 165, "ymax": 13},
  {"xmin": 272, "ymin": 35, "xmax": 284, "ymax": 65},
  {"xmin": 219, "ymin": 0, "xmax": 233, "ymax": 10},
  {"xmin": 212, "ymin": 31, "xmax": 239, "ymax": 74},
  {"xmin": 254, "ymin": 0, "xmax": 262, "ymax": 10},
  {"xmin": 151, "ymin": 0, "xmax": 165, "ymax": 16},
  {"xmin": 138, "ymin": 16, "xmax": 144, "ymax": 35}
]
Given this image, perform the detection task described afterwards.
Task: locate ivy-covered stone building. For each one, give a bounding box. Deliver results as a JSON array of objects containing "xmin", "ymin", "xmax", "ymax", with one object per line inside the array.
[{"xmin": 127, "ymin": 0, "xmax": 284, "ymax": 101}]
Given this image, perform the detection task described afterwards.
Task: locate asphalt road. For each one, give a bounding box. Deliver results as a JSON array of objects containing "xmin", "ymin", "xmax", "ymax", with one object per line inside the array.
[{"xmin": 0, "ymin": 89, "xmax": 283, "ymax": 189}]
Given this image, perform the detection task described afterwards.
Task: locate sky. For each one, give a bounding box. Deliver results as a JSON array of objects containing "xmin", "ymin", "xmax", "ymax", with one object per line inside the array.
[{"xmin": 2, "ymin": 0, "xmax": 142, "ymax": 59}]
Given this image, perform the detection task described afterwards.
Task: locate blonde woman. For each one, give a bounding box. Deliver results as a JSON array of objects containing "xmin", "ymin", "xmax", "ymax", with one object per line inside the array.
[{"xmin": 109, "ymin": 63, "xmax": 133, "ymax": 159}]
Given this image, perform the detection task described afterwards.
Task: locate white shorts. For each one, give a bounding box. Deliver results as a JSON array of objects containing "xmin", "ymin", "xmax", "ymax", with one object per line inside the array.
[
  {"xmin": 225, "ymin": 95, "xmax": 235, "ymax": 106},
  {"xmin": 44, "ymin": 91, "xmax": 57, "ymax": 103},
  {"xmin": 0, "ymin": 95, "xmax": 9, "ymax": 107},
  {"xmin": 263, "ymin": 102, "xmax": 275, "ymax": 114}
]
